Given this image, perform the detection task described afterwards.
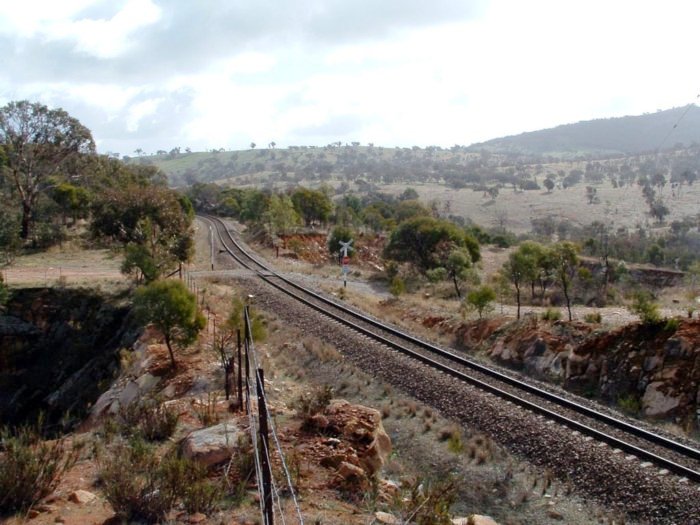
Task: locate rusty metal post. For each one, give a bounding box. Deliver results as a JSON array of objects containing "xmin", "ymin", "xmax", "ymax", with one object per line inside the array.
[
  {"xmin": 256, "ymin": 368, "xmax": 273, "ymax": 525},
  {"xmin": 244, "ymin": 337, "xmax": 250, "ymax": 415},
  {"xmin": 237, "ymin": 329, "xmax": 243, "ymax": 411}
]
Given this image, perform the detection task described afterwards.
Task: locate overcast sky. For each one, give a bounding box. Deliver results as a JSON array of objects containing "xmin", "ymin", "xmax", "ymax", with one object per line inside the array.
[{"xmin": 1, "ymin": 0, "xmax": 699, "ymax": 156}]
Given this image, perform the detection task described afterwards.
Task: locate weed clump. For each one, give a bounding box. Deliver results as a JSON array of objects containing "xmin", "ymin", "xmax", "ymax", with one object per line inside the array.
[
  {"xmin": 113, "ymin": 397, "xmax": 179, "ymax": 441},
  {"xmin": 293, "ymin": 385, "xmax": 333, "ymax": 429},
  {"xmin": 0, "ymin": 423, "xmax": 78, "ymax": 515},
  {"xmin": 99, "ymin": 438, "xmax": 222, "ymax": 522}
]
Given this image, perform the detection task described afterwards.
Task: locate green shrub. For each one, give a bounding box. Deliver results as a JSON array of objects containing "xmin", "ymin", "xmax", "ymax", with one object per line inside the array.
[
  {"xmin": 463, "ymin": 285, "xmax": 496, "ymax": 319},
  {"xmin": 293, "ymin": 385, "xmax": 333, "ymax": 428},
  {"xmin": 541, "ymin": 308, "xmax": 562, "ymax": 321},
  {"xmin": 139, "ymin": 402, "xmax": 179, "ymax": 441},
  {"xmin": 629, "ymin": 291, "xmax": 661, "ymax": 324},
  {"xmin": 584, "ymin": 311, "xmax": 602, "ymax": 324},
  {"xmin": 115, "ymin": 398, "xmax": 179, "ymax": 441},
  {"xmin": 389, "ymin": 276, "xmax": 405, "ymax": 297},
  {"xmin": 664, "ymin": 317, "xmax": 680, "ymax": 332},
  {"xmin": 0, "ymin": 424, "xmax": 78, "ymax": 515},
  {"xmin": 617, "ymin": 395, "xmax": 641, "ymax": 415},
  {"xmin": 99, "ymin": 439, "xmax": 222, "ymax": 522}
]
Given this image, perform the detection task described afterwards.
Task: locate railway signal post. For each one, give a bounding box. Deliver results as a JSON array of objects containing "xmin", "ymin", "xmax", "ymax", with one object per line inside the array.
[{"xmin": 339, "ymin": 239, "xmax": 353, "ymax": 288}]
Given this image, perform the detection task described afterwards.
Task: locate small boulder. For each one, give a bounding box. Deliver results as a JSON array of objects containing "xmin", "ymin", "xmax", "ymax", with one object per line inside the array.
[
  {"xmin": 337, "ymin": 461, "xmax": 366, "ymax": 481},
  {"xmin": 189, "ymin": 512, "xmax": 207, "ymax": 524},
  {"xmin": 181, "ymin": 421, "xmax": 244, "ymax": 468},
  {"xmin": 375, "ymin": 511, "xmax": 400, "ymax": 524},
  {"xmin": 642, "ymin": 381, "xmax": 681, "ymax": 419},
  {"xmin": 68, "ymin": 490, "xmax": 97, "ymax": 505},
  {"xmin": 467, "ymin": 515, "xmax": 500, "ymax": 525}
]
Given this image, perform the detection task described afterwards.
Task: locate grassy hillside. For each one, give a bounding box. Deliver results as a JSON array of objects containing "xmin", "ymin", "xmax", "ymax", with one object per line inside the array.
[{"xmin": 468, "ymin": 105, "xmax": 700, "ymax": 157}]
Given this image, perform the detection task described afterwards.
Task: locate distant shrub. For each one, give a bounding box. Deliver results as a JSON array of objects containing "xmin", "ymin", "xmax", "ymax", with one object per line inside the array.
[
  {"xmin": 663, "ymin": 317, "xmax": 680, "ymax": 332},
  {"xmin": 617, "ymin": 395, "xmax": 641, "ymax": 415},
  {"xmin": 0, "ymin": 424, "xmax": 78, "ymax": 515},
  {"xmin": 541, "ymin": 308, "xmax": 562, "ymax": 321},
  {"xmin": 584, "ymin": 311, "xmax": 602, "ymax": 324},
  {"xmin": 389, "ymin": 276, "xmax": 405, "ymax": 297},
  {"xmin": 463, "ymin": 285, "xmax": 496, "ymax": 319},
  {"xmin": 629, "ymin": 291, "xmax": 661, "ymax": 324}
]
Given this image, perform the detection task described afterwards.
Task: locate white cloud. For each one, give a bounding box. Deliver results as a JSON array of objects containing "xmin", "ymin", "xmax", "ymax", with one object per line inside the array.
[
  {"xmin": 0, "ymin": 0, "xmax": 161, "ymax": 58},
  {"xmin": 2, "ymin": 0, "xmax": 700, "ymax": 153},
  {"xmin": 126, "ymin": 97, "xmax": 164, "ymax": 133}
]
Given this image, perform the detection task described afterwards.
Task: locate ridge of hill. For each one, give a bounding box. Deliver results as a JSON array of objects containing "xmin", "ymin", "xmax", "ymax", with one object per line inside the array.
[
  {"xmin": 467, "ymin": 105, "xmax": 700, "ymax": 157},
  {"xmin": 127, "ymin": 106, "xmax": 700, "ymax": 188}
]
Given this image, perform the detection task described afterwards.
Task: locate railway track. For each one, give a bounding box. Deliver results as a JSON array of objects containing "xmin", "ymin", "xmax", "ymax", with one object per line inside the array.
[{"xmin": 198, "ymin": 214, "xmax": 700, "ymax": 485}]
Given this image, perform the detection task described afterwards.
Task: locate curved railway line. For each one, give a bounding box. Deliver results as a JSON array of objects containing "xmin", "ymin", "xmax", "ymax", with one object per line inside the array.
[{"xmin": 198, "ymin": 214, "xmax": 700, "ymax": 487}]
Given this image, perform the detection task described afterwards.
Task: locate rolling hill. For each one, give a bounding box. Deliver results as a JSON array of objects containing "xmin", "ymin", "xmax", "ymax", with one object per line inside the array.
[{"xmin": 467, "ymin": 105, "xmax": 700, "ymax": 157}]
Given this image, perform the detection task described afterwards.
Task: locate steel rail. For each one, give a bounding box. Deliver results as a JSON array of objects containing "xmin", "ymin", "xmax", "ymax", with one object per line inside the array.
[{"xmin": 199, "ymin": 214, "xmax": 700, "ymax": 482}]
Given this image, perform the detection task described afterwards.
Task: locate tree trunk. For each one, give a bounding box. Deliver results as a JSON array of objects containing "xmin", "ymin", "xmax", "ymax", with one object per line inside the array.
[
  {"xmin": 452, "ymin": 274, "xmax": 461, "ymax": 298},
  {"xmin": 562, "ymin": 280, "xmax": 572, "ymax": 321},
  {"xmin": 20, "ymin": 202, "xmax": 31, "ymax": 239},
  {"xmin": 515, "ymin": 284, "xmax": 521, "ymax": 319},
  {"xmin": 164, "ymin": 335, "xmax": 177, "ymax": 369}
]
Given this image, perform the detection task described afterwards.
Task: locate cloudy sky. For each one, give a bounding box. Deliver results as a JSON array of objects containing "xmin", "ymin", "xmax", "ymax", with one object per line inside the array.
[{"xmin": 1, "ymin": 0, "xmax": 699, "ymax": 156}]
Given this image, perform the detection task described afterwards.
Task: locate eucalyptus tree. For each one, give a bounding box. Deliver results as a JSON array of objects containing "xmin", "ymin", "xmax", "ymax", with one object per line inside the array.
[{"xmin": 0, "ymin": 101, "xmax": 94, "ymax": 238}]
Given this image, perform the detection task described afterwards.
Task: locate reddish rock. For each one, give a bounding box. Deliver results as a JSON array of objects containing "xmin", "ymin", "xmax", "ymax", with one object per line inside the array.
[
  {"xmin": 68, "ymin": 489, "xmax": 97, "ymax": 505},
  {"xmin": 189, "ymin": 512, "xmax": 207, "ymax": 523}
]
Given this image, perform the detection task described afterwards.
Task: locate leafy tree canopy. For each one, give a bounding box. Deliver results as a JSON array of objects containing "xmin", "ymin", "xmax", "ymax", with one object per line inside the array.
[
  {"xmin": 0, "ymin": 101, "xmax": 95, "ymax": 238},
  {"xmin": 133, "ymin": 280, "xmax": 205, "ymax": 368},
  {"xmin": 384, "ymin": 216, "xmax": 480, "ymax": 273}
]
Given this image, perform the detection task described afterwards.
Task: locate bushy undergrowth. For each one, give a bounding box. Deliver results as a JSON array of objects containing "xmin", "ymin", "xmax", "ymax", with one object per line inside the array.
[
  {"xmin": 113, "ymin": 398, "xmax": 179, "ymax": 442},
  {"xmin": 584, "ymin": 311, "xmax": 602, "ymax": 324},
  {"xmin": 541, "ymin": 308, "xmax": 562, "ymax": 321},
  {"xmin": 0, "ymin": 424, "xmax": 78, "ymax": 515},
  {"xmin": 629, "ymin": 291, "xmax": 661, "ymax": 324},
  {"xmin": 99, "ymin": 438, "xmax": 222, "ymax": 522},
  {"xmin": 293, "ymin": 384, "xmax": 333, "ymax": 429}
]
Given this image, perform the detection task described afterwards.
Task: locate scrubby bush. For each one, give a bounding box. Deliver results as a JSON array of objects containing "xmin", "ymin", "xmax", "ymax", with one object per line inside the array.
[
  {"xmin": 0, "ymin": 424, "xmax": 78, "ymax": 515},
  {"xmin": 293, "ymin": 385, "xmax": 333, "ymax": 429},
  {"xmin": 389, "ymin": 276, "xmax": 405, "ymax": 297},
  {"xmin": 584, "ymin": 311, "xmax": 602, "ymax": 324},
  {"xmin": 541, "ymin": 308, "xmax": 562, "ymax": 321},
  {"xmin": 629, "ymin": 291, "xmax": 661, "ymax": 324},
  {"xmin": 99, "ymin": 438, "xmax": 222, "ymax": 522},
  {"xmin": 463, "ymin": 285, "xmax": 496, "ymax": 319},
  {"xmin": 114, "ymin": 398, "xmax": 179, "ymax": 441}
]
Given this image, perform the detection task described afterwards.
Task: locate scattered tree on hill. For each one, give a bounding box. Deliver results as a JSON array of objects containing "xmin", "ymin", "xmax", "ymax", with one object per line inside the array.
[
  {"xmin": 543, "ymin": 177, "xmax": 555, "ymax": 193},
  {"xmin": 384, "ymin": 216, "xmax": 480, "ymax": 275},
  {"xmin": 133, "ymin": 280, "xmax": 205, "ymax": 369},
  {"xmin": 263, "ymin": 194, "xmax": 300, "ymax": 237},
  {"xmin": 502, "ymin": 246, "xmax": 531, "ymax": 319},
  {"xmin": 91, "ymin": 185, "xmax": 194, "ymax": 283},
  {"xmin": 291, "ymin": 187, "xmax": 333, "ymax": 226},
  {"xmin": 585, "ymin": 186, "xmax": 599, "ymax": 204},
  {"xmin": 550, "ymin": 241, "xmax": 580, "ymax": 321},
  {"xmin": 398, "ymin": 187, "xmax": 419, "ymax": 201},
  {"xmin": 0, "ymin": 101, "xmax": 95, "ymax": 239},
  {"xmin": 51, "ymin": 182, "xmax": 90, "ymax": 226},
  {"xmin": 441, "ymin": 245, "xmax": 475, "ymax": 298}
]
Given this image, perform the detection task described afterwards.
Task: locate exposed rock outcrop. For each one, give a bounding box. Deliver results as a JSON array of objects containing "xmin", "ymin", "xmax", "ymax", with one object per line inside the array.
[
  {"xmin": 0, "ymin": 288, "xmax": 137, "ymax": 430},
  {"xmin": 456, "ymin": 317, "xmax": 700, "ymax": 426}
]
